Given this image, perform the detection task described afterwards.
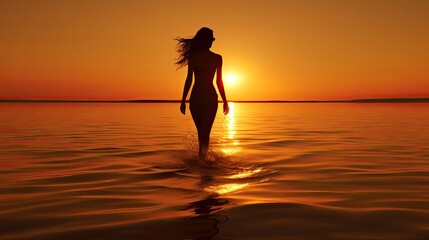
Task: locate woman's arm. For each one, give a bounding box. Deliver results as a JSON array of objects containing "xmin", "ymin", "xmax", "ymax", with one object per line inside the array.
[
  {"xmin": 180, "ymin": 59, "xmax": 194, "ymax": 115},
  {"xmin": 216, "ymin": 55, "xmax": 229, "ymax": 115}
]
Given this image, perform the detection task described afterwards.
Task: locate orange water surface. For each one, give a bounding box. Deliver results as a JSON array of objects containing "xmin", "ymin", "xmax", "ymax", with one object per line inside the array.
[{"xmin": 1, "ymin": 102, "xmax": 429, "ymax": 239}]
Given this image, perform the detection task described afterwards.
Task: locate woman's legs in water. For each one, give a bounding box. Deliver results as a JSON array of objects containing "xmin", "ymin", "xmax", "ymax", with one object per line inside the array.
[{"xmin": 190, "ymin": 99, "xmax": 218, "ymax": 160}]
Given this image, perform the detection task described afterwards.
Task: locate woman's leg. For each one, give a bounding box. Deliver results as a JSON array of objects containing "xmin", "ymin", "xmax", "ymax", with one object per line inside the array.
[
  {"xmin": 190, "ymin": 103, "xmax": 204, "ymax": 157},
  {"xmin": 199, "ymin": 103, "xmax": 218, "ymax": 155}
]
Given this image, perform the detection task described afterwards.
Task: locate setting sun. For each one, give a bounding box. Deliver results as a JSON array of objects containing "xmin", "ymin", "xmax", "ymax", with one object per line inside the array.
[{"xmin": 225, "ymin": 74, "xmax": 238, "ymax": 86}]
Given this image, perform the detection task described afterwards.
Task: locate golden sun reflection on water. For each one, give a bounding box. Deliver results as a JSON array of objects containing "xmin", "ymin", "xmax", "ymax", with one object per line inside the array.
[
  {"xmin": 204, "ymin": 183, "xmax": 249, "ymax": 195},
  {"xmin": 202, "ymin": 103, "xmax": 264, "ymax": 196},
  {"xmin": 221, "ymin": 102, "xmax": 242, "ymax": 155},
  {"xmin": 226, "ymin": 168, "xmax": 263, "ymax": 179}
]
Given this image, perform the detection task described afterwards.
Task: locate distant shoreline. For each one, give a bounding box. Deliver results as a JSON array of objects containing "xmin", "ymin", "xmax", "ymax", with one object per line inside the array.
[{"xmin": 1, "ymin": 98, "xmax": 429, "ymax": 103}]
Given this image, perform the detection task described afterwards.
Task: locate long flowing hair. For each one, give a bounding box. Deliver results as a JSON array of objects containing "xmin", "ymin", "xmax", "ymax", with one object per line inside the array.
[{"xmin": 175, "ymin": 27, "xmax": 214, "ymax": 69}]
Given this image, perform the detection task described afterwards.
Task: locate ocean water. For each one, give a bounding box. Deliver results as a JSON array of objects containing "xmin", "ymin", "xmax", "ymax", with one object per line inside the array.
[{"xmin": 1, "ymin": 102, "xmax": 429, "ymax": 240}]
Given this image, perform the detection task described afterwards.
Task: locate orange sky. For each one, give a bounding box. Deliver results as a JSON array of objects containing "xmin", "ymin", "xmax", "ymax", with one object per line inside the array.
[{"xmin": 1, "ymin": 0, "xmax": 428, "ymax": 101}]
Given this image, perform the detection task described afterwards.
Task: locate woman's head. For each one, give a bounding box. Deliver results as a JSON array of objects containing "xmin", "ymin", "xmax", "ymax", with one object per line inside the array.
[
  {"xmin": 192, "ymin": 27, "xmax": 215, "ymax": 51},
  {"xmin": 175, "ymin": 27, "xmax": 215, "ymax": 69}
]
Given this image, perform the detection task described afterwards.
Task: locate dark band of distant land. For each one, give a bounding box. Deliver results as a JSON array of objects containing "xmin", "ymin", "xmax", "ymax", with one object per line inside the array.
[{"xmin": 1, "ymin": 98, "xmax": 429, "ymax": 103}]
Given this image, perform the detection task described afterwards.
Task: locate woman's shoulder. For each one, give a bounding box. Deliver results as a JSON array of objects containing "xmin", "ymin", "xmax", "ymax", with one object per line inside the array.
[
  {"xmin": 210, "ymin": 51, "xmax": 222, "ymax": 61},
  {"xmin": 210, "ymin": 51, "xmax": 222, "ymax": 57}
]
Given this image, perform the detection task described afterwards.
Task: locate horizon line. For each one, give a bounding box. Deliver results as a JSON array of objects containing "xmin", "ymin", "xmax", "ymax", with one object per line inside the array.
[{"xmin": 1, "ymin": 97, "xmax": 429, "ymax": 103}]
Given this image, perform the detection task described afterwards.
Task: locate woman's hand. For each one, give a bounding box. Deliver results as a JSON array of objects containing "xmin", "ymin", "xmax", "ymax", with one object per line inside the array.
[
  {"xmin": 180, "ymin": 102, "xmax": 186, "ymax": 115},
  {"xmin": 223, "ymin": 102, "xmax": 229, "ymax": 115}
]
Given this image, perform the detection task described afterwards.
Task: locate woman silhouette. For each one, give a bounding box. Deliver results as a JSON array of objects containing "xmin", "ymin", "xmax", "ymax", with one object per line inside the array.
[{"xmin": 176, "ymin": 27, "xmax": 229, "ymax": 160}]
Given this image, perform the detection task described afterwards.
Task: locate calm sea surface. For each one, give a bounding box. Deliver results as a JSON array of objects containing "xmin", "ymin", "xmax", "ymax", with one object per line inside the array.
[{"xmin": 1, "ymin": 103, "xmax": 429, "ymax": 240}]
